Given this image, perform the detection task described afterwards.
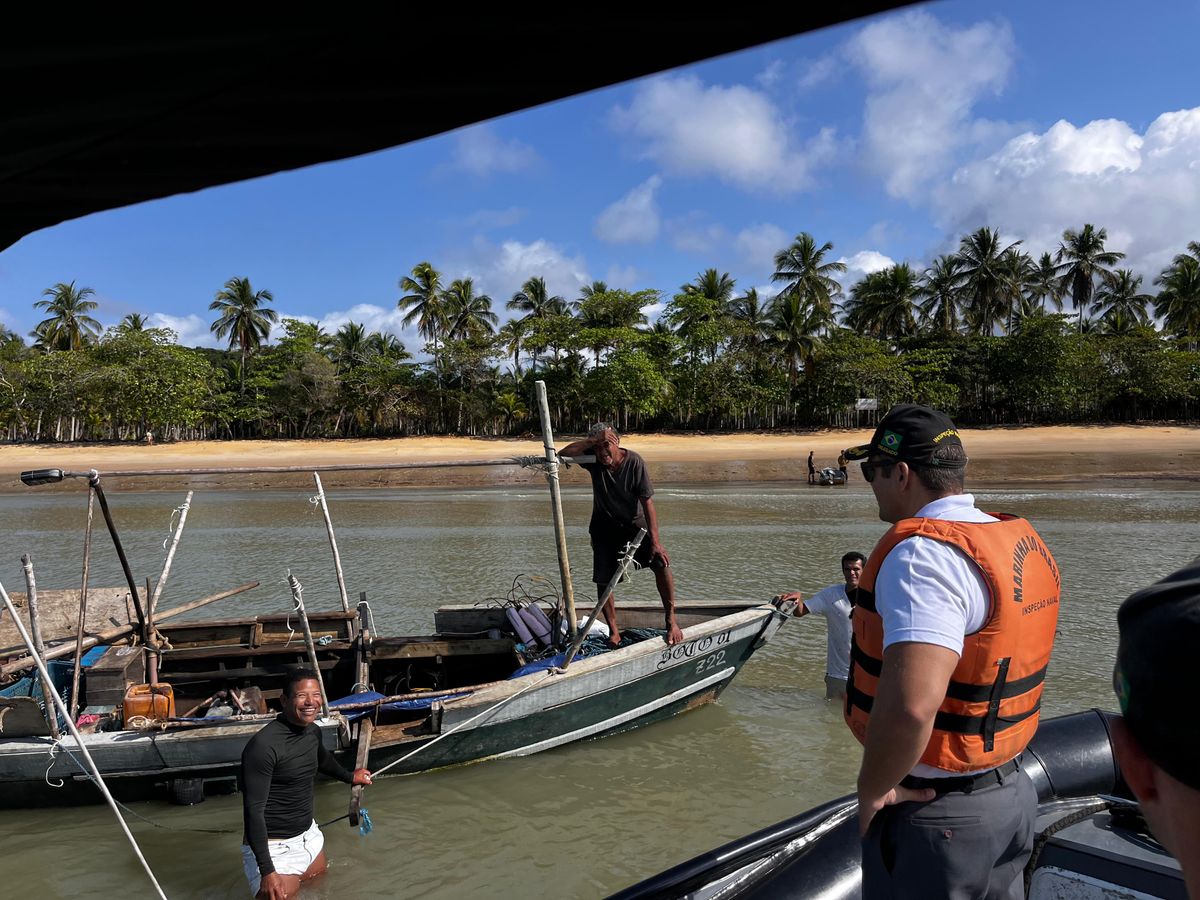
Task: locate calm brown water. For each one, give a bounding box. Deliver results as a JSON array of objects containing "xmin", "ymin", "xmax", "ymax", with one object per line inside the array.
[{"xmin": 2, "ymin": 475, "xmax": 1197, "ymax": 898}]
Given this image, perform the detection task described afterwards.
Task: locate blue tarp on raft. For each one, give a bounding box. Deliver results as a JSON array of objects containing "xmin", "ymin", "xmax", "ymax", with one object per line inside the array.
[{"xmin": 329, "ymin": 690, "xmax": 473, "ymax": 722}]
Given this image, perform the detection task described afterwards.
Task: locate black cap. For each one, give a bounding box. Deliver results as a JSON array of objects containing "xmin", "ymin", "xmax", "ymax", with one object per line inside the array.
[
  {"xmin": 844, "ymin": 404, "xmax": 966, "ymax": 467},
  {"xmin": 1114, "ymin": 555, "xmax": 1200, "ymax": 790}
]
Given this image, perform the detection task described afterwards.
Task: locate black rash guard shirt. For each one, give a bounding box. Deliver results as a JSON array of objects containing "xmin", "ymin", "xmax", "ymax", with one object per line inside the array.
[{"xmin": 241, "ymin": 714, "xmax": 354, "ymax": 876}]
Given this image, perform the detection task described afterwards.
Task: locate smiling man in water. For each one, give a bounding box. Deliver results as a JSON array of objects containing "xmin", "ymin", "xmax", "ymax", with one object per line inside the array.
[{"xmin": 240, "ymin": 668, "xmax": 372, "ymax": 899}]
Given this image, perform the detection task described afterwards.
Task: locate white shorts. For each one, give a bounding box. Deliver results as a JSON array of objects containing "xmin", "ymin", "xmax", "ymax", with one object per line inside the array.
[{"xmin": 241, "ymin": 819, "xmax": 324, "ymax": 897}]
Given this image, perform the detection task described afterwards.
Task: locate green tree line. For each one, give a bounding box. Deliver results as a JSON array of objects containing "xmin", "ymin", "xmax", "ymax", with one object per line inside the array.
[{"xmin": 2, "ymin": 225, "xmax": 1198, "ymax": 442}]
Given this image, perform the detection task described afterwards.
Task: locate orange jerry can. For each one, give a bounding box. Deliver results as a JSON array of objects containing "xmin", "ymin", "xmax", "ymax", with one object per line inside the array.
[{"xmin": 122, "ymin": 683, "xmax": 176, "ymax": 721}]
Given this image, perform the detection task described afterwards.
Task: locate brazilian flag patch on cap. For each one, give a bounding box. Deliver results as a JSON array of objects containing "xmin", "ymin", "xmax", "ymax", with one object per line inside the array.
[{"xmin": 879, "ymin": 430, "xmax": 902, "ymax": 454}]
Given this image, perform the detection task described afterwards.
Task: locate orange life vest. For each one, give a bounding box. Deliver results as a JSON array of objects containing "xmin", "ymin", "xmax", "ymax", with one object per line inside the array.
[{"xmin": 845, "ymin": 514, "xmax": 1060, "ymax": 772}]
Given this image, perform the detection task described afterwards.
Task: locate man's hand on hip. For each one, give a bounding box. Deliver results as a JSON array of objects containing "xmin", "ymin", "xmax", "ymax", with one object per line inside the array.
[{"xmin": 857, "ymin": 784, "xmax": 936, "ymax": 836}]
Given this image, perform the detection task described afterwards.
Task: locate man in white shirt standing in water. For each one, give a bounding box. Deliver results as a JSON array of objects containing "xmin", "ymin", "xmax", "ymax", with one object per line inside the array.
[{"xmin": 773, "ymin": 551, "xmax": 865, "ymax": 700}]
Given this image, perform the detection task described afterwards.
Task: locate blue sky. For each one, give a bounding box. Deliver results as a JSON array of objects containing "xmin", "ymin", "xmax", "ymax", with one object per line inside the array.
[{"xmin": 3, "ymin": 0, "xmax": 1199, "ymax": 350}]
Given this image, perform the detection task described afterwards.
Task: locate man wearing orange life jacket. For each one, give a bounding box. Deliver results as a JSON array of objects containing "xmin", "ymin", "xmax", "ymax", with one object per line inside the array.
[{"xmin": 843, "ymin": 405, "xmax": 1060, "ymax": 900}]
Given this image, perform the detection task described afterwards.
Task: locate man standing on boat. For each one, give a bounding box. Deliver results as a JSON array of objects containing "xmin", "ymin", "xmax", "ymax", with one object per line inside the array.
[
  {"xmin": 1112, "ymin": 557, "xmax": 1200, "ymax": 899},
  {"xmin": 772, "ymin": 551, "xmax": 864, "ymax": 700},
  {"xmin": 843, "ymin": 404, "xmax": 1060, "ymax": 899},
  {"xmin": 559, "ymin": 423, "xmax": 683, "ymax": 647},
  {"xmin": 241, "ymin": 668, "xmax": 372, "ymax": 899}
]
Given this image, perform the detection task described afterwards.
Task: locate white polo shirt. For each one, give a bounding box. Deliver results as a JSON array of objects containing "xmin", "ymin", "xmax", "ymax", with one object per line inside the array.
[
  {"xmin": 874, "ymin": 493, "xmax": 998, "ymax": 776},
  {"xmin": 803, "ymin": 584, "xmax": 853, "ymax": 680}
]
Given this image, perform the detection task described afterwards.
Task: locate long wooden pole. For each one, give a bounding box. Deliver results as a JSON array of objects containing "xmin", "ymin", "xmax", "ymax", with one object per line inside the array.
[
  {"xmin": 561, "ymin": 528, "xmax": 646, "ymax": 669},
  {"xmin": 20, "ymin": 554, "xmax": 61, "ymax": 739},
  {"xmin": 92, "ymin": 456, "xmax": 592, "ymax": 478},
  {"xmin": 69, "ymin": 486, "xmax": 96, "ymax": 723},
  {"xmin": 1, "ymin": 581, "xmax": 260, "ymax": 676},
  {"xmin": 313, "ymin": 474, "xmax": 351, "ymax": 614},
  {"xmin": 287, "ymin": 573, "xmax": 330, "ymax": 717},
  {"xmin": 535, "ymin": 380, "xmax": 578, "ymax": 642},
  {"xmin": 149, "ymin": 490, "xmax": 193, "ymax": 616},
  {"xmin": 0, "ymin": 580, "xmax": 168, "ymax": 900}
]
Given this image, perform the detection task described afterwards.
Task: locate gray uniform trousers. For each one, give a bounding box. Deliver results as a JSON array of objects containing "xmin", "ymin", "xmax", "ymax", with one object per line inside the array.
[{"xmin": 860, "ymin": 763, "xmax": 1037, "ymax": 900}]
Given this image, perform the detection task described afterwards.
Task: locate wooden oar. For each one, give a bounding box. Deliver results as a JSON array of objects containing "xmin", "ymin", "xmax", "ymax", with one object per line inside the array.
[{"xmin": 348, "ymin": 717, "xmax": 374, "ymax": 827}]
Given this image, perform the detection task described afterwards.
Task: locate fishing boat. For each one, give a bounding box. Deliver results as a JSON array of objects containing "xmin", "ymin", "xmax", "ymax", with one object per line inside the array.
[
  {"xmin": 0, "ymin": 385, "xmax": 795, "ymax": 807},
  {"xmin": 609, "ymin": 709, "xmax": 1186, "ymax": 899}
]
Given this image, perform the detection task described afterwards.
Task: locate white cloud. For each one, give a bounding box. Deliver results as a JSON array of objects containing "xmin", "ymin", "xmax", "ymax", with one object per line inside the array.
[
  {"xmin": 448, "ymin": 237, "xmax": 590, "ymax": 308},
  {"xmin": 594, "ymin": 176, "xmax": 662, "ymax": 244},
  {"xmin": 667, "ymin": 214, "xmax": 729, "ymax": 256},
  {"xmin": 450, "ymin": 125, "xmax": 539, "ymax": 176},
  {"xmin": 610, "ymin": 74, "xmax": 840, "ymax": 192},
  {"xmin": 149, "ymin": 313, "xmax": 221, "ymax": 348},
  {"xmin": 313, "ymin": 304, "xmax": 417, "ymax": 341},
  {"xmin": 837, "ymin": 250, "xmax": 896, "ymax": 288},
  {"xmin": 933, "ymin": 107, "xmax": 1200, "ymax": 276},
  {"xmin": 735, "ymin": 224, "xmax": 790, "ymax": 270},
  {"xmin": 605, "ymin": 265, "xmax": 640, "ymax": 289},
  {"xmin": 798, "ymin": 54, "xmax": 839, "ymax": 91},
  {"xmin": 459, "ymin": 207, "xmax": 528, "ymax": 229},
  {"xmin": 847, "ymin": 10, "xmax": 1016, "ymax": 199},
  {"xmin": 756, "ymin": 60, "xmax": 786, "ymax": 88}
]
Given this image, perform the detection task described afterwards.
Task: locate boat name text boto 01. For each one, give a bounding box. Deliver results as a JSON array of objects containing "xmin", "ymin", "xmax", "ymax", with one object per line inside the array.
[{"xmin": 655, "ymin": 629, "xmax": 732, "ymax": 670}]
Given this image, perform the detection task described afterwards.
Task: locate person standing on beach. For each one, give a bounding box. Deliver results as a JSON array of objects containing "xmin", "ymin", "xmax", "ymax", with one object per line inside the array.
[
  {"xmin": 1112, "ymin": 557, "xmax": 1200, "ymax": 898},
  {"xmin": 559, "ymin": 423, "xmax": 683, "ymax": 647},
  {"xmin": 807, "ymin": 450, "xmax": 816, "ymax": 485},
  {"xmin": 241, "ymin": 668, "xmax": 372, "ymax": 899},
  {"xmin": 773, "ymin": 551, "xmax": 864, "ymax": 700},
  {"xmin": 838, "ymin": 450, "xmax": 848, "ymax": 481},
  {"xmin": 843, "ymin": 404, "xmax": 1060, "ymax": 899}
]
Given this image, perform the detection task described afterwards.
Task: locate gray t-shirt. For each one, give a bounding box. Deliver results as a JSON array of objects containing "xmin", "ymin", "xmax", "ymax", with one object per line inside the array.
[
  {"xmin": 804, "ymin": 584, "xmax": 853, "ymax": 680},
  {"xmin": 582, "ymin": 449, "xmax": 653, "ymax": 536}
]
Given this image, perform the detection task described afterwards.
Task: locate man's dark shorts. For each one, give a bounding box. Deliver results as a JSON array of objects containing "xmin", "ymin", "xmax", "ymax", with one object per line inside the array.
[{"xmin": 591, "ymin": 528, "xmax": 667, "ymax": 585}]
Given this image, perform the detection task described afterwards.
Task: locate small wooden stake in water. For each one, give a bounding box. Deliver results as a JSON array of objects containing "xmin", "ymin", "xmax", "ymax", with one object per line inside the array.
[
  {"xmin": 0, "ymin": 579, "xmax": 169, "ymax": 900},
  {"xmin": 70, "ymin": 487, "xmax": 96, "ymax": 724},
  {"xmin": 287, "ymin": 573, "xmax": 331, "ymax": 717},
  {"xmin": 21, "ymin": 554, "xmax": 61, "ymax": 740},
  {"xmin": 313, "ymin": 473, "xmax": 351, "ymax": 614},
  {"xmin": 535, "ymin": 380, "xmax": 578, "ymax": 642}
]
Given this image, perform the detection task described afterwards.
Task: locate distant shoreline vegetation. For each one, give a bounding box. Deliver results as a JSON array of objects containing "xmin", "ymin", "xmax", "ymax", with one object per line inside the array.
[{"xmin": 2, "ymin": 227, "xmax": 1197, "ymax": 443}]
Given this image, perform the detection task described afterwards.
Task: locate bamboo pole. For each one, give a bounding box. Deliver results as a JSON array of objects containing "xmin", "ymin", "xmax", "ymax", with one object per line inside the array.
[
  {"xmin": 145, "ymin": 577, "xmax": 158, "ymax": 685},
  {"xmin": 149, "ymin": 490, "xmax": 193, "ymax": 616},
  {"xmin": 534, "ymin": 380, "xmax": 578, "ymax": 642},
  {"xmin": 561, "ymin": 528, "xmax": 646, "ymax": 669},
  {"xmin": 313, "ymin": 474, "xmax": 351, "ymax": 614},
  {"xmin": 20, "ymin": 554, "xmax": 61, "ymax": 739},
  {"xmin": 0, "ymin": 580, "xmax": 169, "ymax": 900},
  {"xmin": 92, "ymin": 456, "xmax": 592, "ymax": 478},
  {"xmin": 1, "ymin": 581, "xmax": 260, "ymax": 676},
  {"xmin": 69, "ymin": 486, "xmax": 96, "ymax": 724},
  {"xmin": 287, "ymin": 573, "xmax": 330, "ymax": 717}
]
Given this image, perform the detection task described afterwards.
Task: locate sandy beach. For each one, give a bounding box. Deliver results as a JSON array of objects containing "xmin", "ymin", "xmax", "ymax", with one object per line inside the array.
[{"xmin": 1, "ymin": 425, "xmax": 1196, "ymax": 493}]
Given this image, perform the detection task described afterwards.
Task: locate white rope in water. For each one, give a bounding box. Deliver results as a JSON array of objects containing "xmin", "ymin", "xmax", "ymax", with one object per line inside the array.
[
  {"xmin": 370, "ymin": 670, "xmax": 556, "ymax": 779},
  {"xmin": 0, "ymin": 580, "xmax": 169, "ymax": 900}
]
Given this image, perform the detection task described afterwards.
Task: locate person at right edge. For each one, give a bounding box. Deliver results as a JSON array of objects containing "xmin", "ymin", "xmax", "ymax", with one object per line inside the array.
[{"xmin": 843, "ymin": 404, "xmax": 1061, "ymax": 900}]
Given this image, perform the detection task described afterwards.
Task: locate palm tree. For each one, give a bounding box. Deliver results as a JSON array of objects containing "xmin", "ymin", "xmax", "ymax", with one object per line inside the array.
[
  {"xmin": 33, "ymin": 281, "xmax": 101, "ymax": 350},
  {"xmin": 574, "ymin": 280, "xmax": 609, "ymax": 312},
  {"xmin": 1155, "ymin": 253, "xmax": 1200, "ymax": 350},
  {"xmin": 118, "ymin": 312, "xmax": 149, "ymax": 333},
  {"xmin": 766, "ymin": 293, "xmax": 824, "ymax": 385},
  {"xmin": 771, "ymin": 233, "xmax": 846, "ymax": 324},
  {"xmin": 1096, "ymin": 308, "xmax": 1145, "ymax": 336},
  {"xmin": 843, "ymin": 265, "xmax": 920, "ymax": 341},
  {"xmin": 443, "ymin": 278, "xmax": 498, "ymax": 340},
  {"xmin": 682, "ymin": 269, "xmax": 737, "ymax": 308},
  {"xmin": 954, "ymin": 227, "xmax": 1022, "ymax": 335},
  {"xmin": 1091, "ymin": 270, "xmax": 1153, "ymax": 325},
  {"xmin": 397, "ymin": 262, "xmax": 448, "ymax": 350},
  {"xmin": 366, "ymin": 331, "xmax": 409, "ymax": 360},
  {"xmin": 331, "ymin": 321, "xmax": 369, "ymax": 369},
  {"xmin": 917, "ymin": 255, "xmax": 963, "ymax": 334},
  {"xmin": 506, "ymin": 276, "xmax": 566, "ymax": 320},
  {"xmin": 491, "ymin": 391, "xmax": 528, "ymax": 433},
  {"xmin": 209, "ymin": 276, "xmax": 278, "ymax": 390},
  {"xmin": 497, "ymin": 319, "xmax": 527, "ymax": 376},
  {"xmin": 1055, "ymin": 224, "xmax": 1125, "ymax": 332},
  {"xmin": 729, "ymin": 287, "xmax": 772, "ymax": 353},
  {"xmin": 1026, "ymin": 252, "xmax": 1063, "ymax": 313}
]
